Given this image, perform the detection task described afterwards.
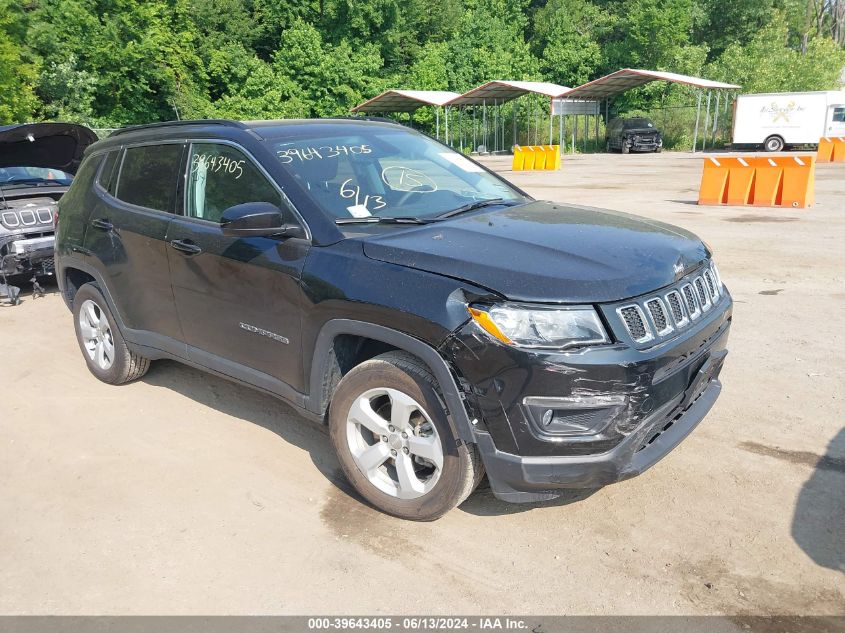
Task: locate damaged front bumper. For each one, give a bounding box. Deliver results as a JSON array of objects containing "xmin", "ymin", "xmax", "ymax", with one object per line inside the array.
[
  {"xmin": 442, "ymin": 294, "xmax": 732, "ymax": 503},
  {"xmin": 0, "ymin": 234, "xmax": 55, "ymax": 278}
]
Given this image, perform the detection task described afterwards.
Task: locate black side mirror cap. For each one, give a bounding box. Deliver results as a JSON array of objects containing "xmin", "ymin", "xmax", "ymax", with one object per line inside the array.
[{"xmin": 219, "ymin": 202, "xmax": 305, "ymax": 239}]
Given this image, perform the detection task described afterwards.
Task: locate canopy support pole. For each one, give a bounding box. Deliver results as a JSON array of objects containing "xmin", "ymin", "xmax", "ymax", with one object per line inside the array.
[
  {"xmin": 559, "ymin": 110, "xmax": 564, "ymax": 153},
  {"xmin": 712, "ymin": 92, "xmax": 721, "ymax": 146},
  {"xmin": 525, "ymin": 98, "xmax": 530, "ymax": 147},
  {"xmin": 513, "ymin": 100, "xmax": 518, "ymax": 150},
  {"xmin": 473, "ymin": 107, "xmax": 477, "ymax": 152},
  {"xmin": 445, "ymin": 106, "xmax": 450, "ymax": 146},
  {"xmin": 482, "ymin": 99, "xmax": 487, "ymax": 153},
  {"xmin": 692, "ymin": 91, "xmax": 702, "ymax": 153},
  {"xmin": 493, "ymin": 99, "xmax": 498, "ymax": 153},
  {"xmin": 702, "ymin": 91, "xmax": 711, "ymax": 151},
  {"xmin": 583, "ymin": 113, "xmax": 587, "ymax": 152},
  {"xmin": 595, "ymin": 112, "xmax": 599, "ymax": 148},
  {"xmin": 436, "ymin": 107, "xmax": 440, "ymax": 141}
]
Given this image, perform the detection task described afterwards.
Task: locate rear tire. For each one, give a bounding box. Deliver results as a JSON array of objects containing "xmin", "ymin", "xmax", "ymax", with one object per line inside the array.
[
  {"xmin": 329, "ymin": 351, "xmax": 483, "ymax": 520},
  {"xmin": 72, "ymin": 283, "xmax": 150, "ymax": 385},
  {"xmin": 763, "ymin": 135, "xmax": 785, "ymax": 152}
]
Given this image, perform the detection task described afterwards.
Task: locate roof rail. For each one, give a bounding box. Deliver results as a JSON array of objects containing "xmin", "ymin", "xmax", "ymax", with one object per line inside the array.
[{"xmin": 109, "ymin": 119, "xmax": 247, "ymax": 138}]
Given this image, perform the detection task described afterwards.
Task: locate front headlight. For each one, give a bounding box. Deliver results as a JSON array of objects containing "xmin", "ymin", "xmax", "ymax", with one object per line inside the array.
[{"xmin": 468, "ymin": 303, "xmax": 610, "ymax": 350}]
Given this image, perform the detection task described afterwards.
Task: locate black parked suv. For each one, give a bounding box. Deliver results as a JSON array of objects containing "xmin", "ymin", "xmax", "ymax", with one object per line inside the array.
[
  {"xmin": 55, "ymin": 119, "xmax": 731, "ymax": 520},
  {"xmin": 606, "ymin": 117, "xmax": 663, "ymax": 153},
  {"xmin": 1, "ymin": 123, "xmax": 97, "ymax": 299}
]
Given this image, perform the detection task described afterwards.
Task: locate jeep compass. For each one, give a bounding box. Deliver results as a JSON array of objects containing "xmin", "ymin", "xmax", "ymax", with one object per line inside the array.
[{"xmin": 55, "ymin": 119, "xmax": 731, "ymax": 520}]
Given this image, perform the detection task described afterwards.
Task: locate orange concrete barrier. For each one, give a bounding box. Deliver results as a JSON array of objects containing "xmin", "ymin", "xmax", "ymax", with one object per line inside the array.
[
  {"xmin": 817, "ymin": 137, "xmax": 845, "ymax": 163},
  {"xmin": 725, "ymin": 157, "xmax": 755, "ymax": 205},
  {"xmin": 698, "ymin": 157, "xmax": 730, "ymax": 205},
  {"xmin": 511, "ymin": 145, "xmax": 561, "ymax": 171},
  {"xmin": 699, "ymin": 155, "xmax": 815, "ymax": 209},
  {"xmin": 749, "ymin": 157, "xmax": 783, "ymax": 207},
  {"xmin": 781, "ymin": 155, "xmax": 815, "ymax": 208}
]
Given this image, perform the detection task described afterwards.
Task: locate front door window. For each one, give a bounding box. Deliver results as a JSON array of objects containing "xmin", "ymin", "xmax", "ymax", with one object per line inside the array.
[{"xmin": 186, "ymin": 143, "xmax": 280, "ymax": 223}]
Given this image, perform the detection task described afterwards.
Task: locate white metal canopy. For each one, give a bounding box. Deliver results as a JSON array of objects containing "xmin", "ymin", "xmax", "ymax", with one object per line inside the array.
[
  {"xmin": 563, "ymin": 68, "xmax": 740, "ymax": 99},
  {"xmin": 447, "ymin": 80, "xmax": 571, "ymax": 106},
  {"xmin": 350, "ymin": 90, "xmax": 462, "ymax": 113}
]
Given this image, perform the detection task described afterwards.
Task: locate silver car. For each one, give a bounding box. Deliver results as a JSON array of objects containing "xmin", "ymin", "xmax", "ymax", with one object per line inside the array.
[{"xmin": 0, "ymin": 123, "xmax": 97, "ymax": 303}]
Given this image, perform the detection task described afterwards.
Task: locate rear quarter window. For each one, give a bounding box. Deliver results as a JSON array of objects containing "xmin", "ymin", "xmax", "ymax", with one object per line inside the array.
[
  {"xmin": 96, "ymin": 150, "xmax": 119, "ymax": 194},
  {"xmin": 115, "ymin": 144, "xmax": 183, "ymax": 212}
]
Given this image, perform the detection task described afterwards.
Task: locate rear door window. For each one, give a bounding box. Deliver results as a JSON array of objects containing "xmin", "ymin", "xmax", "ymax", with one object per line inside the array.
[
  {"xmin": 832, "ymin": 107, "xmax": 845, "ymax": 123},
  {"xmin": 115, "ymin": 144, "xmax": 183, "ymax": 212}
]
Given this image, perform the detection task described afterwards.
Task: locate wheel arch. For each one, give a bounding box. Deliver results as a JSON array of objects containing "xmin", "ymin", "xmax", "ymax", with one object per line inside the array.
[{"xmin": 307, "ymin": 319, "xmax": 476, "ymax": 443}]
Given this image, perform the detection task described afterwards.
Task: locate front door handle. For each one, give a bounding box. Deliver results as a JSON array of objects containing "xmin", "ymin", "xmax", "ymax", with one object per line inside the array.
[
  {"xmin": 170, "ymin": 239, "xmax": 202, "ymax": 255},
  {"xmin": 91, "ymin": 218, "xmax": 113, "ymax": 231}
]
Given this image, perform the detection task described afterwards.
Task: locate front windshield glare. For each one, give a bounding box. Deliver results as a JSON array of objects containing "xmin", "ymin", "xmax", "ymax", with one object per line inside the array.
[{"xmin": 269, "ymin": 126, "xmax": 525, "ymax": 220}]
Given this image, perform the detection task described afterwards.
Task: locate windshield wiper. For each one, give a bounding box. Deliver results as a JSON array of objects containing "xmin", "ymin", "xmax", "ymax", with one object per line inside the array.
[
  {"xmin": 335, "ymin": 216, "xmax": 433, "ymax": 225},
  {"xmin": 435, "ymin": 198, "xmax": 507, "ymax": 220}
]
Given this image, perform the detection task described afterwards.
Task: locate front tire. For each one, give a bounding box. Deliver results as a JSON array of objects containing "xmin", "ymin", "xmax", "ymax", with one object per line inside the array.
[
  {"xmin": 329, "ymin": 351, "xmax": 482, "ymax": 520},
  {"xmin": 72, "ymin": 283, "xmax": 150, "ymax": 384}
]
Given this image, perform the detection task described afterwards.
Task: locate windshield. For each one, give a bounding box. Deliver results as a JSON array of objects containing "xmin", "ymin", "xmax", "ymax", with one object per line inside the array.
[
  {"xmin": 267, "ymin": 125, "xmax": 526, "ymax": 220},
  {"xmin": 0, "ymin": 166, "xmax": 73, "ymax": 185},
  {"xmin": 623, "ymin": 118, "xmax": 655, "ymax": 130}
]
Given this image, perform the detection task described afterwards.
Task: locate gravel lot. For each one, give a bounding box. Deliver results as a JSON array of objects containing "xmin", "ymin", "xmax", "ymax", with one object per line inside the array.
[{"xmin": 1, "ymin": 151, "xmax": 842, "ymax": 616}]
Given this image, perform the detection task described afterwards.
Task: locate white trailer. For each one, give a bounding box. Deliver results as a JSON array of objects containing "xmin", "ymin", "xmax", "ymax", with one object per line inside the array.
[{"xmin": 732, "ymin": 91, "xmax": 845, "ymax": 151}]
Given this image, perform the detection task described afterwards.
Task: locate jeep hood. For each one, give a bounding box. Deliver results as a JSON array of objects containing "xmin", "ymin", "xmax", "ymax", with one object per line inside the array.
[
  {"xmin": 361, "ymin": 201, "xmax": 709, "ymax": 303},
  {"xmin": 0, "ymin": 123, "xmax": 98, "ymax": 175}
]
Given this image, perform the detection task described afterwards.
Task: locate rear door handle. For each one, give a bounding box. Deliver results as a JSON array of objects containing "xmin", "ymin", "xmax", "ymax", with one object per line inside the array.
[
  {"xmin": 91, "ymin": 218, "xmax": 113, "ymax": 231},
  {"xmin": 170, "ymin": 239, "xmax": 202, "ymax": 255}
]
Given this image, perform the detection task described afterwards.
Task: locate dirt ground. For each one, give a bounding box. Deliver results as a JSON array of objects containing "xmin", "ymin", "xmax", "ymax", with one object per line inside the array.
[{"xmin": 0, "ymin": 151, "xmax": 842, "ymax": 616}]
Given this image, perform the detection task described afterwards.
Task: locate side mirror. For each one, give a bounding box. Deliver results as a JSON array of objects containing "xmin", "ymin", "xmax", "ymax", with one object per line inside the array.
[{"xmin": 219, "ymin": 202, "xmax": 305, "ymax": 238}]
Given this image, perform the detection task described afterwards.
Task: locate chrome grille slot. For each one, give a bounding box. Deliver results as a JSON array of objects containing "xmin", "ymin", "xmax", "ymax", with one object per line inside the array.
[
  {"xmin": 645, "ymin": 298, "xmax": 672, "ymax": 336},
  {"xmin": 682, "ymin": 284, "xmax": 700, "ymax": 320},
  {"xmin": 665, "ymin": 291, "xmax": 688, "ymax": 327},
  {"xmin": 618, "ymin": 305, "xmax": 653, "ymax": 343},
  {"xmin": 694, "ymin": 277, "xmax": 711, "ymax": 311},
  {"xmin": 703, "ymin": 270, "xmax": 718, "ymax": 300}
]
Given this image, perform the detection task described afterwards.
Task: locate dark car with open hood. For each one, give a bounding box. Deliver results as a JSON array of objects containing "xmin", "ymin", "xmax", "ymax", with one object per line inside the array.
[
  {"xmin": 54, "ymin": 118, "xmax": 731, "ymax": 520},
  {"xmin": 0, "ymin": 122, "xmax": 98, "ymax": 303},
  {"xmin": 606, "ymin": 117, "xmax": 663, "ymax": 153}
]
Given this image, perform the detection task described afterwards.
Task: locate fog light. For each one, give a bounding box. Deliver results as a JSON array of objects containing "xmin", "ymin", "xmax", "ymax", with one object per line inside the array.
[{"xmin": 523, "ymin": 395, "xmax": 628, "ymax": 437}]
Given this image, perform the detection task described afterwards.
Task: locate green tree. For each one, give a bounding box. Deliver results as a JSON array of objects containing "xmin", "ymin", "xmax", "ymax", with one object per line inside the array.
[
  {"xmin": 445, "ymin": 0, "xmax": 540, "ymax": 90},
  {"xmin": 0, "ymin": 0, "xmax": 40, "ymax": 123},
  {"xmin": 709, "ymin": 13, "xmax": 845, "ymax": 92},
  {"xmin": 534, "ymin": 0, "xmax": 610, "ymax": 87}
]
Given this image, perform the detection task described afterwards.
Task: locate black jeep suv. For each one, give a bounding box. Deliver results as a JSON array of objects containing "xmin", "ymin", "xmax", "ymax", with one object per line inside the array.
[
  {"xmin": 55, "ymin": 119, "xmax": 731, "ymax": 520},
  {"xmin": 606, "ymin": 117, "xmax": 663, "ymax": 153}
]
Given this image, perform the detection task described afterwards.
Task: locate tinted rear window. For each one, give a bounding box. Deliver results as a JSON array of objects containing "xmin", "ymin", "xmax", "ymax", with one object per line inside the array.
[{"xmin": 115, "ymin": 144, "xmax": 182, "ymax": 212}]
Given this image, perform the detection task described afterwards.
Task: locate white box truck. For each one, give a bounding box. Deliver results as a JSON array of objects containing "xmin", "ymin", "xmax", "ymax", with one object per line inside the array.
[{"xmin": 732, "ymin": 91, "xmax": 845, "ymax": 151}]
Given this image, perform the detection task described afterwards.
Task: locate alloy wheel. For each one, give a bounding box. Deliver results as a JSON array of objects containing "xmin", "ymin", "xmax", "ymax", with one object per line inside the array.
[
  {"xmin": 78, "ymin": 299, "xmax": 115, "ymax": 371},
  {"xmin": 345, "ymin": 387, "xmax": 444, "ymax": 499}
]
